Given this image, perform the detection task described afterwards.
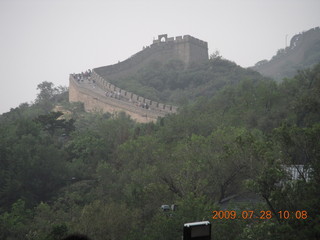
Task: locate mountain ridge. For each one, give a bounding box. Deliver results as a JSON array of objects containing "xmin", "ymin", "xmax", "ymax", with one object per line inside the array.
[{"xmin": 252, "ymin": 27, "xmax": 320, "ymax": 81}]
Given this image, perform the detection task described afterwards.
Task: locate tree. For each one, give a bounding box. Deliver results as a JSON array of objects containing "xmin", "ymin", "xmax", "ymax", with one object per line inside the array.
[
  {"xmin": 209, "ymin": 50, "xmax": 221, "ymax": 60},
  {"xmin": 246, "ymin": 123, "xmax": 320, "ymax": 239},
  {"xmin": 35, "ymin": 81, "xmax": 67, "ymax": 112},
  {"xmin": 0, "ymin": 199, "xmax": 32, "ymax": 239},
  {"xmin": 73, "ymin": 201, "xmax": 140, "ymax": 240},
  {"xmin": 0, "ymin": 118, "xmax": 69, "ymax": 209},
  {"xmin": 35, "ymin": 111, "xmax": 75, "ymax": 137}
]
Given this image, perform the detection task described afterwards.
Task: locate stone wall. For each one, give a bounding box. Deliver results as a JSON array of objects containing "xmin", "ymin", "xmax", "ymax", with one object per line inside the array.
[
  {"xmin": 91, "ymin": 70, "xmax": 178, "ymax": 114},
  {"xmin": 69, "ymin": 75, "xmax": 176, "ymax": 123},
  {"xmin": 69, "ymin": 34, "xmax": 208, "ymax": 122}
]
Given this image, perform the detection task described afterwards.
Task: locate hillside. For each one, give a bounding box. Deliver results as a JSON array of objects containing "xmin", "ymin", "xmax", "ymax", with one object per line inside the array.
[
  {"xmin": 107, "ymin": 57, "xmax": 269, "ymax": 105},
  {"xmin": 1, "ymin": 63, "xmax": 320, "ymax": 239},
  {"xmin": 252, "ymin": 27, "xmax": 320, "ymax": 81}
]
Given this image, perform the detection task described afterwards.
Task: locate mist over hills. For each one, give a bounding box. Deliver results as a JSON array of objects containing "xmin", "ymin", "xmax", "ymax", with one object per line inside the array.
[
  {"xmin": 252, "ymin": 27, "xmax": 320, "ymax": 81},
  {"xmin": 1, "ymin": 26, "xmax": 320, "ymax": 239},
  {"xmin": 100, "ymin": 27, "xmax": 320, "ymax": 107}
]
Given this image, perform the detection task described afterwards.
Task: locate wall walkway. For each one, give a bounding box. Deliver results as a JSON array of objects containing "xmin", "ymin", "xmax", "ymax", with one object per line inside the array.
[{"xmin": 69, "ymin": 73, "xmax": 177, "ymax": 123}]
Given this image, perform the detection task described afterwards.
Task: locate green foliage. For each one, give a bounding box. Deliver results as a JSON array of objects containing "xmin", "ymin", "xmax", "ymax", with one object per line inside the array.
[
  {"xmin": 35, "ymin": 111, "xmax": 75, "ymax": 137},
  {"xmin": 143, "ymin": 194, "xmax": 214, "ymax": 240},
  {"xmin": 0, "ymin": 118, "xmax": 69, "ymax": 210},
  {"xmin": 110, "ymin": 58, "xmax": 267, "ymax": 105},
  {"xmin": 72, "ymin": 200, "xmax": 140, "ymax": 240},
  {"xmin": 1, "ymin": 64, "xmax": 320, "ymax": 239},
  {"xmin": 35, "ymin": 81, "xmax": 68, "ymax": 111},
  {"xmin": 0, "ymin": 199, "xmax": 32, "ymax": 240}
]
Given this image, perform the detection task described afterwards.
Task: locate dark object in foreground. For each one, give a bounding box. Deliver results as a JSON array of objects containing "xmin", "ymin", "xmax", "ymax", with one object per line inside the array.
[
  {"xmin": 62, "ymin": 234, "xmax": 91, "ymax": 240},
  {"xmin": 183, "ymin": 221, "xmax": 211, "ymax": 240}
]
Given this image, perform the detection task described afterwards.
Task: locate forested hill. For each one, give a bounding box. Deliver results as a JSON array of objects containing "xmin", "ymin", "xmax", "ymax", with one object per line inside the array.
[
  {"xmin": 1, "ymin": 62, "xmax": 320, "ymax": 239},
  {"xmin": 252, "ymin": 27, "xmax": 320, "ymax": 81},
  {"xmin": 107, "ymin": 56, "xmax": 268, "ymax": 105}
]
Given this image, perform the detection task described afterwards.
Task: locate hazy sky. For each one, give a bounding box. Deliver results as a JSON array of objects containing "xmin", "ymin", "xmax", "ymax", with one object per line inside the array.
[{"xmin": 0, "ymin": 0, "xmax": 319, "ymax": 114}]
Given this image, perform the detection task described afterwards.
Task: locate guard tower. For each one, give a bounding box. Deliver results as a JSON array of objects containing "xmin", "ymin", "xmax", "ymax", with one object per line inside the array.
[{"xmin": 151, "ymin": 34, "xmax": 208, "ymax": 66}]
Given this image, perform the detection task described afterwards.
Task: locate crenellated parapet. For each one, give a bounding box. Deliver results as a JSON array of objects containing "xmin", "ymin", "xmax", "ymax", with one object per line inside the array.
[
  {"xmin": 90, "ymin": 70, "xmax": 177, "ymax": 113},
  {"xmin": 69, "ymin": 73, "xmax": 177, "ymax": 123},
  {"xmin": 69, "ymin": 34, "xmax": 208, "ymax": 122},
  {"xmin": 152, "ymin": 34, "xmax": 208, "ymax": 49}
]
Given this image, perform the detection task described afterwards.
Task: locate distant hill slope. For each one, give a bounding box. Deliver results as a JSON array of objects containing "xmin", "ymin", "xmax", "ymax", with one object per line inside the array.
[
  {"xmin": 252, "ymin": 27, "xmax": 320, "ymax": 81},
  {"xmin": 107, "ymin": 57, "xmax": 268, "ymax": 106}
]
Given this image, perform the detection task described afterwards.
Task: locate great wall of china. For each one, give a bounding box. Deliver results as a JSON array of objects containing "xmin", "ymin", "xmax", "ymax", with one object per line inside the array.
[{"xmin": 69, "ymin": 34, "xmax": 208, "ymax": 122}]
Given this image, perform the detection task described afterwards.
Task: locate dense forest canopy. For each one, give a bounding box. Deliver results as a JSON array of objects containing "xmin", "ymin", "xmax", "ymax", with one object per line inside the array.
[{"xmin": 0, "ymin": 60, "xmax": 320, "ymax": 239}]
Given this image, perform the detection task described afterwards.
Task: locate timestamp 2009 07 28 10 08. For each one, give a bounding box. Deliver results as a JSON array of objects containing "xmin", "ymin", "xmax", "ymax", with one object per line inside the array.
[{"xmin": 212, "ymin": 210, "xmax": 308, "ymax": 220}]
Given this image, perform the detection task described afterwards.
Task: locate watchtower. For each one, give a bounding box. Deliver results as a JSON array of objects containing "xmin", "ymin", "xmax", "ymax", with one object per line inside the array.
[
  {"xmin": 151, "ymin": 34, "xmax": 208, "ymax": 66},
  {"xmin": 93, "ymin": 34, "xmax": 208, "ymax": 84}
]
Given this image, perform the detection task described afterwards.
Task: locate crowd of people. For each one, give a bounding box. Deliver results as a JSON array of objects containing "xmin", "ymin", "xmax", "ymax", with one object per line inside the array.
[
  {"xmin": 105, "ymin": 90, "xmax": 121, "ymax": 99},
  {"xmin": 72, "ymin": 69, "xmax": 92, "ymax": 82}
]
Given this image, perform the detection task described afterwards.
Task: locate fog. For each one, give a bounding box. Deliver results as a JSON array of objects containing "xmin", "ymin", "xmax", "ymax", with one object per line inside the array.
[{"xmin": 0, "ymin": 0, "xmax": 319, "ymax": 114}]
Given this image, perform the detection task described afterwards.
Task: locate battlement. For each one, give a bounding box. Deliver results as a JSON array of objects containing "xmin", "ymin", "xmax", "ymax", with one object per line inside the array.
[
  {"xmin": 152, "ymin": 34, "xmax": 208, "ymax": 48},
  {"xmin": 69, "ymin": 34, "xmax": 208, "ymax": 122},
  {"xmin": 69, "ymin": 73, "xmax": 177, "ymax": 123}
]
